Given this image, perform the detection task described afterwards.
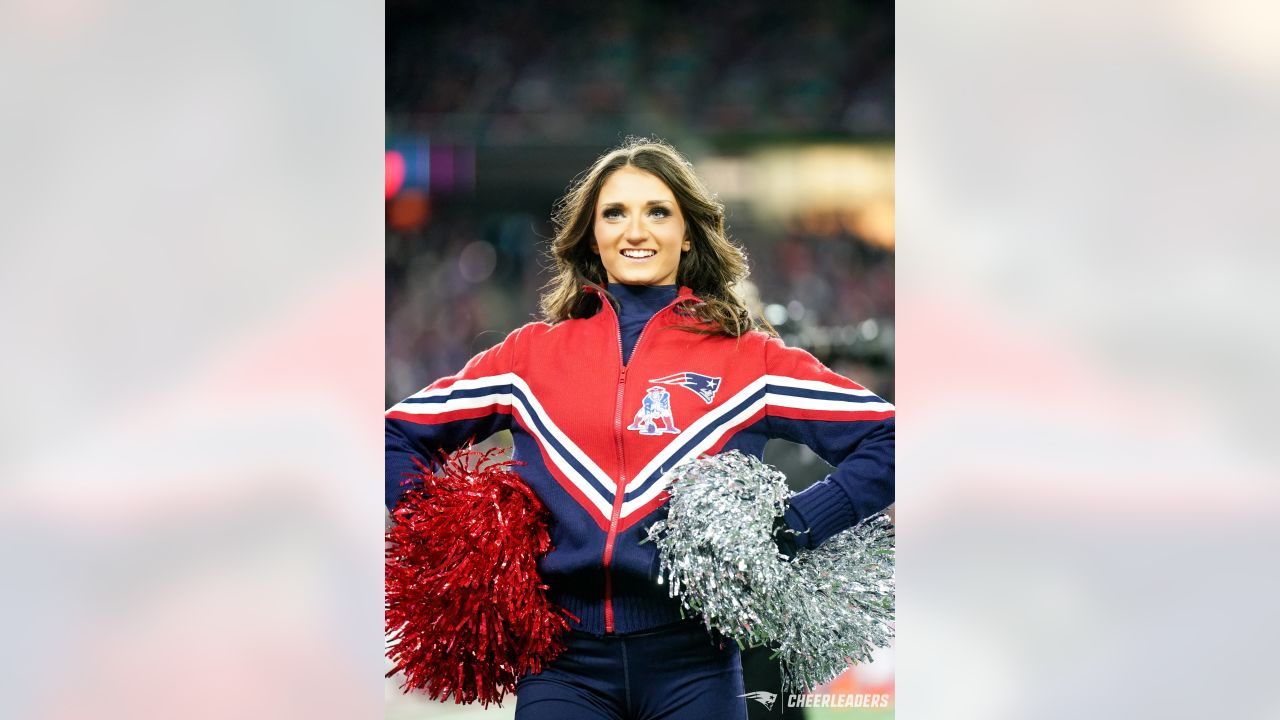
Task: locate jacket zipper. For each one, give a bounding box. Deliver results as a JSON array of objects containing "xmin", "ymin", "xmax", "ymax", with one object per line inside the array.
[{"xmin": 600, "ymin": 292, "xmax": 683, "ymax": 634}]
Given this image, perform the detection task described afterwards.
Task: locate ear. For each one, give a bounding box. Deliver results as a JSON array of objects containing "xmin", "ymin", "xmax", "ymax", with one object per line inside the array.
[
  {"xmin": 682, "ymin": 239, "xmax": 691, "ymax": 252},
  {"xmin": 591, "ymin": 240, "xmax": 600, "ymax": 255}
]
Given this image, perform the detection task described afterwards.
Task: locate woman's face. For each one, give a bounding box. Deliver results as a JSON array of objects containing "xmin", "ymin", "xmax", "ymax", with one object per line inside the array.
[{"xmin": 591, "ymin": 166, "xmax": 689, "ymax": 286}]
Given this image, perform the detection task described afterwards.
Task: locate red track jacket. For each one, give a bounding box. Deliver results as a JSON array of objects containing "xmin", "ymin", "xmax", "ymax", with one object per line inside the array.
[{"xmin": 386, "ymin": 287, "xmax": 895, "ymax": 634}]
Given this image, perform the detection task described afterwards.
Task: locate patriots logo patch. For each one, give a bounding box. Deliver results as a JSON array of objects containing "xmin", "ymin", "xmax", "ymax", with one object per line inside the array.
[
  {"xmin": 627, "ymin": 386, "xmax": 681, "ymax": 436},
  {"xmin": 648, "ymin": 372, "xmax": 721, "ymax": 404}
]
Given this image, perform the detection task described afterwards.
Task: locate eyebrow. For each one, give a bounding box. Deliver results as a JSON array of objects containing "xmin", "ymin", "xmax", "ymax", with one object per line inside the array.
[{"xmin": 598, "ymin": 199, "xmax": 674, "ymax": 208}]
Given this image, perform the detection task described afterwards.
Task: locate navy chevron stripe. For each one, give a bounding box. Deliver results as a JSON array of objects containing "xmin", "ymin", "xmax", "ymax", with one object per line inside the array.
[
  {"xmin": 622, "ymin": 385, "xmax": 767, "ymax": 502},
  {"xmin": 763, "ymin": 384, "xmax": 885, "ymax": 404},
  {"xmin": 401, "ymin": 384, "xmax": 511, "ymax": 403}
]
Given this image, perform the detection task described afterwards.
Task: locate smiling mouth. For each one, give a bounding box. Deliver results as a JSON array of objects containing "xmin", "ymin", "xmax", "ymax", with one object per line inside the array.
[{"xmin": 621, "ymin": 249, "xmax": 657, "ymax": 259}]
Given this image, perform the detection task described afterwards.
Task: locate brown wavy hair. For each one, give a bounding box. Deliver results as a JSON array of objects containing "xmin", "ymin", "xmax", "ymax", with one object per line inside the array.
[{"xmin": 539, "ymin": 137, "xmax": 766, "ymax": 337}]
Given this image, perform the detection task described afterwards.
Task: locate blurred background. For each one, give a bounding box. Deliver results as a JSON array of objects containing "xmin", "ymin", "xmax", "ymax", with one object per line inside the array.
[
  {"xmin": 9, "ymin": 0, "xmax": 1273, "ymax": 719},
  {"xmin": 385, "ymin": 1, "xmax": 895, "ymax": 717}
]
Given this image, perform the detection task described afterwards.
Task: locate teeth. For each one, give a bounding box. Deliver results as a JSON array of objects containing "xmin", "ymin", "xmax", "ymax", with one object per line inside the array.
[{"xmin": 622, "ymin": 249, "xmax": 656, "ymax": 258}]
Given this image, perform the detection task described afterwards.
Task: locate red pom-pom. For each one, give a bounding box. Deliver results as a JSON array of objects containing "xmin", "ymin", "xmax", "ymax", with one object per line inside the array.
[{"xmin": 385, "ymin": 447, "xmax": 574, "ymax": 707}]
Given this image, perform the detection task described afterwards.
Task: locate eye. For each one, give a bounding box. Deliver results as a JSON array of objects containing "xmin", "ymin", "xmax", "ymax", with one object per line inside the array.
[
  {"xmin": 602, "ymin": 207, "xmax": 623, "ymax": 220},
  {"xmin": 648, "ymin": 206, "xmax": 671, "ymax": 219}
]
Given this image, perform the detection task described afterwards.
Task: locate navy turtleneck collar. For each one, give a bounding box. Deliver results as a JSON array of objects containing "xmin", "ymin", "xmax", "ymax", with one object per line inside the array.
[
  {"xmin": 607, "ymin": 283, "xmax": 679, "ymax": 317},
  {"xmin": 606, "ymin": 283, "xmax": 679, "ymax": 365}
]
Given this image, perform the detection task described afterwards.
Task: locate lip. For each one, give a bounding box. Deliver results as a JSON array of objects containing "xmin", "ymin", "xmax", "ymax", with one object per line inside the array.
[{"xmin": 620, "ymin": 249, "xmax": 658, "ymax": 259}]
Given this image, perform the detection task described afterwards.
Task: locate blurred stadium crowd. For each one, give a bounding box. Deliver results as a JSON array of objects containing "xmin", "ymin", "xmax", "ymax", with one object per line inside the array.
[{"xmin": 387, "ymin": 0, "xmax": 892, "ymax": 141}]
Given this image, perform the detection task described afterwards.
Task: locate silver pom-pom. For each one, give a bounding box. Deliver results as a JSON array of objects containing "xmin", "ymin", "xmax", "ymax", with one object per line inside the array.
[{"xmin": 645, "ymin": 450, "xmax": 895, "ymax": 692}]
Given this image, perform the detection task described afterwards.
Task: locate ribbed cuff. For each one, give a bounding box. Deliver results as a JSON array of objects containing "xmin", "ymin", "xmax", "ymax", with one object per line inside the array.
[
  {"xmin": 550, "ymin": 591, "xmax": 604, "ymax": 635},
  {"xmin": 548, "ymin": 583, "xmax": 685, "ymax": 636},
  {"xmin": 785, "ymin": 477, "xmax": 856, "ymax": 548},
  {"xmin": 781, "ymin": 506, "xmax": 814, "ymax": 551},
  {"xmin": 609, "ymin": 588, "xmax": 685, "ymax": 634}
]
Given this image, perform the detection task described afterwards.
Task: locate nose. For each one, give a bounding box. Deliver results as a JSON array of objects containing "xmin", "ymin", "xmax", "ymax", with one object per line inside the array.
[{"xmin": 625, "ymin": 215, "xmax": 647, "ymax": 242}]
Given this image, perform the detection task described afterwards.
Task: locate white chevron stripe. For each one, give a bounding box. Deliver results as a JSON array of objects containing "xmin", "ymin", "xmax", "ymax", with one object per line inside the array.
[
  {"xmin": 767, "ymin": 395, "xmax": 896, "ymax": 413},
  {"xmin": 406, "ymin": 374, "xmax": 516, "ymax": 400}
]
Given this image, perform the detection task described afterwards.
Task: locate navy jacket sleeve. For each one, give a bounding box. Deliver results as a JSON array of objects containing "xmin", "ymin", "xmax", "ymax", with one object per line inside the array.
[
  {"xmin": 384, "ymin": 329, "xmax": 521, "ymax": 510},
  {"xmin": 764, "ymin": 336, "xmax": 896, "ymax": 548}
]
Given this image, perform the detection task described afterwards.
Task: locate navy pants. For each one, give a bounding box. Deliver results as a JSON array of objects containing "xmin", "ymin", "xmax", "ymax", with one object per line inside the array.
[{"xmin": 515, "ymin": 619, "xmax": 747, "ymax": 720}]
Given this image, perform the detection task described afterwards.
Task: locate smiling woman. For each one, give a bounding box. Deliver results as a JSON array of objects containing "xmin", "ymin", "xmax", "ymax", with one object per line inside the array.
[{"xmin": 385, "ymin": 137, "xmax": 896, "ymax": 720}]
